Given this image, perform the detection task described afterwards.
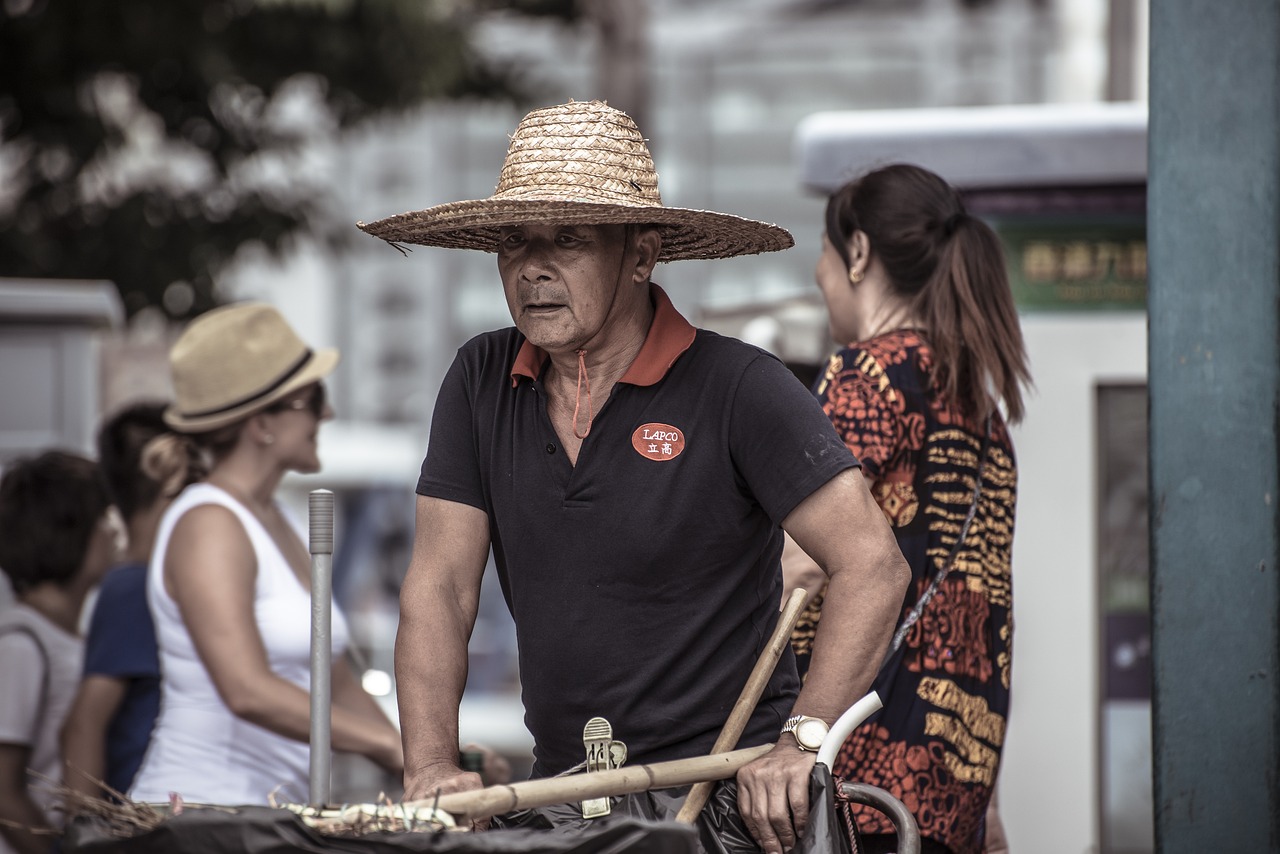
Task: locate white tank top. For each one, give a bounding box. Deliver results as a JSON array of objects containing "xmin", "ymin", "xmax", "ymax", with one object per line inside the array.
[{"xmin": 129, "ymin": 483, "xmax": 349, "ymax": 805}]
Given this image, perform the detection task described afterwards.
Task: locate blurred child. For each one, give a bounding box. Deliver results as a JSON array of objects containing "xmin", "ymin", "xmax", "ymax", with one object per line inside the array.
[{"xmin": 0, "ymin": 452, "xmax": 115, "ymax": 854}]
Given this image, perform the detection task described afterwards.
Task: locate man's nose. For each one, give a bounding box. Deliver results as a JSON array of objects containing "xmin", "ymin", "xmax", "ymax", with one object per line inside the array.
[{"xmin": 518, "ymin": 240, "xmax": 557, "ymax": 281}]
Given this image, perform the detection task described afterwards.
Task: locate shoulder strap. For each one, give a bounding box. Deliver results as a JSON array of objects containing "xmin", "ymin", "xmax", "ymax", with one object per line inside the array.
[
  {"xmin": 884, "ymin": 413, "xmax": 994, "ymax": 660},
  {"xmin": 0, "ymin": 624, "xmax": 51, "ymax": 732}
]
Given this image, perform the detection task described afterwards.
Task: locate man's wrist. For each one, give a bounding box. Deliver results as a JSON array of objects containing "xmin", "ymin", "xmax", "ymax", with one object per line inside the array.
[
  {"xmin": 781, "ymin": 714, "xmax": 830, "ymax": 752},
  {"xmin": 404, "ymin": 752, "xmax": 466, "ymax": 779}
]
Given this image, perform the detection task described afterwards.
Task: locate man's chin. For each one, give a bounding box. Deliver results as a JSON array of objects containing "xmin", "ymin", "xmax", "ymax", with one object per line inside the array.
[{"xmin": 516, "ymin": 321, "xmax": 576, "ymax": 354}]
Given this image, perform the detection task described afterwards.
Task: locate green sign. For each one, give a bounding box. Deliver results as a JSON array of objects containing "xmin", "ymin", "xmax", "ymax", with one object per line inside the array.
[{"xmin": 998, "ymin": 223, "xmax": 1147, "ymax": 311}]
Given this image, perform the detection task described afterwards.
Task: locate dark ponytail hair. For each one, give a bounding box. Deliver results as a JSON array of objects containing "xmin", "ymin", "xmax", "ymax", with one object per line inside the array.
[{"xmin": 824, "ymin": 163, "xmax": 1032, "ymax": 423}]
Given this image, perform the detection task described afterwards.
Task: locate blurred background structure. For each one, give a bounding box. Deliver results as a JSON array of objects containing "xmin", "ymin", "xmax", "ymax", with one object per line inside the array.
[{"xmin": 2, "ymin": 0, "xmax": 1276, "ymax": 851}]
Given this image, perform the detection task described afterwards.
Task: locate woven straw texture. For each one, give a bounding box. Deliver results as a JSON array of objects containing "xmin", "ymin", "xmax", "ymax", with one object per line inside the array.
[{"xmin": 357, "ymin": 101, "xmax": 794, "ymax": 261}]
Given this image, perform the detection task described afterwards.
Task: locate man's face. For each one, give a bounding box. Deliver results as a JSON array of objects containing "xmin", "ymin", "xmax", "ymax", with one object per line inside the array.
[{"xmin": 497, "ymin": 223, "xmax": 641, "ymax": 354}]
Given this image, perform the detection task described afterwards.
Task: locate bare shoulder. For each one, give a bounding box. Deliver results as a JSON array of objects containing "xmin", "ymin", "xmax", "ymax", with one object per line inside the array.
[
  {"xmin": 170, "ymin": 501, "xmax": 248, "ymax": 546},
  {"xmin": 165, "ymin": 502, "xmax": 255, "ymax": 593}
]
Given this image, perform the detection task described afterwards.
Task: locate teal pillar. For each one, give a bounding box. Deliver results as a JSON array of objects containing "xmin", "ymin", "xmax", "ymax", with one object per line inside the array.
[{"xmin": 1148, "ymin": 0, "xmax": 1280, "ymax": 850}]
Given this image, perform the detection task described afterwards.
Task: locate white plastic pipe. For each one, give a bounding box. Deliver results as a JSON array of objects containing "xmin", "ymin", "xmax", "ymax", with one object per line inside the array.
[{"xmin": 816, "ymin": 691, "xmax": 883, "ymax": 769}]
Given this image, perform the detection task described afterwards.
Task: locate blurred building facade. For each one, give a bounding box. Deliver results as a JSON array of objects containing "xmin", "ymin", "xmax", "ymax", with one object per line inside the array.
[{"xmin": 232, "ymin": 0, "xmax": 1135, "ymax": 431}]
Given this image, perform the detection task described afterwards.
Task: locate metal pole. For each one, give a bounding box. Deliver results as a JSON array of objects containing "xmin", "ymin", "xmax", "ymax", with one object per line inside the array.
[{"xmin": 308, "ymin": 489, "xmax": 335, "ymax": 807}]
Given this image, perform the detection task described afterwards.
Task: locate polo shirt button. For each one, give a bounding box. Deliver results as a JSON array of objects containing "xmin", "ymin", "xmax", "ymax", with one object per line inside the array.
[{"xmin": 546, "ymin": 443, "xmax": 556, "ymax": 454}]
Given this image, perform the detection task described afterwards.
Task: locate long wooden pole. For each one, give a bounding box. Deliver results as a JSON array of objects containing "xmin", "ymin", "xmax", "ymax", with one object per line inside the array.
[
  {"xmin": 674, "ymin": 588, "xmax": 808, "ymax": 824},
  {"xmin": 406, "ymin": 744, "xmax": 773, "ymax": 824}
]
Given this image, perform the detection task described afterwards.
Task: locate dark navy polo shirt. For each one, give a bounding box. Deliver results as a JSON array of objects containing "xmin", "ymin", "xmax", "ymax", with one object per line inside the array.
[{"xmin": 418, "ymin": 285, "xmax": 859, "ymax": 777}]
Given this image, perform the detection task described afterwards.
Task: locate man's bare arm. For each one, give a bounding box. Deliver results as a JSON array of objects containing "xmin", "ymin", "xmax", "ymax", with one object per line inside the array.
[
  {"xmin": 394, "ymin": 495, "xmax": 491, "ymax": 802},
  {"xmin": 737, "ymin": 468, "xmax": 909, "ymax": 854},
  {"xmin": 787, "ymin": 469, "xmax": 907, "ymax": 720}
]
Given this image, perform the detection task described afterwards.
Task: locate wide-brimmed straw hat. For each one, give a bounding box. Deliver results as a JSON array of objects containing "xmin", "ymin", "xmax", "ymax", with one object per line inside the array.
[
  {"xmin": 356, "ymin": 100, "xmax": 794, "ymax": 261},
  {"xmin": 164, "ymin": 302, "xmax": 339, "ymax": 433}
]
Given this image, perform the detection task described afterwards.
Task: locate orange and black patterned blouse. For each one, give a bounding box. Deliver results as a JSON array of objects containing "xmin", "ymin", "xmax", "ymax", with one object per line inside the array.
[{"xmin": 790, "ymin": 329, "xmax": 1016, "ymax": 854}]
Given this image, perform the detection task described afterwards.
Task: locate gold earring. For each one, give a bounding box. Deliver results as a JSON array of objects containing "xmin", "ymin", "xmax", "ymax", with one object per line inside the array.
[{"xmin": 848, "ymin": 268, "xmax": 864, "ymax": 284}]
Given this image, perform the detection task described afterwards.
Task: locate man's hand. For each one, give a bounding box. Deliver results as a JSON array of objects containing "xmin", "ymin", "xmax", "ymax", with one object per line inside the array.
[
  {"xmin": 404, "ymin": 761, "xmax": 489, "ymax": 832},
  {"xmin": 403, "ymin": 761, "xmax": 483, "ymax": 804},
  {"xmin": 735, "ymin": 740, "xmax": 817, "ymax": 854}
]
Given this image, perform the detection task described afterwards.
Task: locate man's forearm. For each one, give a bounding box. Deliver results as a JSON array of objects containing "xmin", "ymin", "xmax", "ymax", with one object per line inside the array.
[
  {"xmin": 778, "ymin": 468, "xmax": 910, "ymax": 724},
  {"xmin": 394, "ymin": 597, "xmax": 473, "ymax": 781},
  {"xmin": 396, "ymin": 496, "xmax": 496, "ymax": 799},
  {"xmin": 792, "ymin": 544, "xmax": 908, "ymax": 722}
]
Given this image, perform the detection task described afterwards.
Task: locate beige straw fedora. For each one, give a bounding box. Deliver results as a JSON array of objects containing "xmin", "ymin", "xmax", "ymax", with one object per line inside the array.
[
  {"xmin": 164, "ymin": 302, "xmax": 339, "ymax": 433},
  {"xmin": 356, "ymin": 100, "xmax": 794, "ymax": 261}
]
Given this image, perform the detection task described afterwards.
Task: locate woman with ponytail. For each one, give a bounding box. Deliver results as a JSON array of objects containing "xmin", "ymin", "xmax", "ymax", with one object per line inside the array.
[
  {"xmin": 786, "ymin": 163, "xmax": 1030, "ymax": 854},
  {"xmin": 127, "ymin": 303, "xmax": 403, "ymax": 806}
]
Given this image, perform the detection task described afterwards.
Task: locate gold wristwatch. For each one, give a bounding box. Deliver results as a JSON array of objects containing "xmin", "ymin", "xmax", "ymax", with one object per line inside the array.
[{"xmin": 781, "ymin": 714, "xmax": 829, "ymax": 752}]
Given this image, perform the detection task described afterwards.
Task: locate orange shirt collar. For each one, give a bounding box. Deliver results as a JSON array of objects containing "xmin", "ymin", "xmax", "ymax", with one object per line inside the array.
[{"xmin": 510, "ymin": 284, "xmax": 696, "ymax": 388}]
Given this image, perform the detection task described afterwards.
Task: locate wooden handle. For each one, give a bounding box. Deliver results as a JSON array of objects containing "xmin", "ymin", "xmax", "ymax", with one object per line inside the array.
[
  {"xmin": 674, "ymin": 587, "xmax": 808, "ymax": 823},
  {"xmin": 406, "ymin": 744, "xmax": 773, "ymax": 823}
]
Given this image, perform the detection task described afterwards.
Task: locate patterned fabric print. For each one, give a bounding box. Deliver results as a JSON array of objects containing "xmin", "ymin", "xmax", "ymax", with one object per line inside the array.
[
  {"xmin": 794, "ymin": 330, "xmax": 1017, "ymax": 854},
  {"xmin": 836, "ymin": 724, "xmax": 985, "ymax": 848},
  {"xmin": 903, "ymin": 576, "xmax": 995, "ymax": 684},
  {"xmin": 791, "ymin": 589, "xmax": 824, "ymax": 668}
]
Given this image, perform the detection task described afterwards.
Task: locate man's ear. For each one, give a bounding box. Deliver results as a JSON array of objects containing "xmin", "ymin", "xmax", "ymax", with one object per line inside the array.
[{"xmin": 631, "ymin": 227, "xmax": 662, "ymax": 283}]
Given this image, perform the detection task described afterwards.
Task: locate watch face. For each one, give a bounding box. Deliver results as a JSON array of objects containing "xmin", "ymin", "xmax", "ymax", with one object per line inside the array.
[{"xmin": 796, "ymin": 717, "xmax": 828, "ymax": 750}]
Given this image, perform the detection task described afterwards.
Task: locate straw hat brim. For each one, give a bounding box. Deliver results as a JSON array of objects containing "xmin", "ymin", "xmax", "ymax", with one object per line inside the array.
[
  {"xmin": 163, "ymin": 348, "xmax": 340, "ymax": 434},
  {"xmin": 357, "ymin": 200, "xmax": 795, "ymax": 261}
]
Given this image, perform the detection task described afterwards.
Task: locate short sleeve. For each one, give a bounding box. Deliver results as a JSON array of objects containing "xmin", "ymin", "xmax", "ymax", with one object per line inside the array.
[
  {"xmin": 84, "ymin": 568, "xmax": 159, "ymax": 680},
  {"xmin": 0, "ymin": 631, "xmax": 44, "ymax": 746},
  {"xmin": 729, "ymin": 352, "xmax": 860, "ymax": 524},
  {"xmin": 813, "ymin": 347, "xmax": 903, "ymax": 481},
  {"xmin": 416, "ymin": 349, "xmax": 487, "ymax": 511}
]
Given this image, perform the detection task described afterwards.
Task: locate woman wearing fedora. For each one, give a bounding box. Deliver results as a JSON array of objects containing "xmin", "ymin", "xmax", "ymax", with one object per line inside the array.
[
  {"xmin": 361, "ymin": 100, "xmax": 910, "ymax": 853},
  {"xmin": 127, "ymin": 303, "xmax": 403, "ymax": 806}
]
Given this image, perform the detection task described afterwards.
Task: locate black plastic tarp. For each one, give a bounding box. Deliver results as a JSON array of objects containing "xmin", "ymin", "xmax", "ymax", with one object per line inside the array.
[
  {"xmin": 64, "ymin": 807, "xmax": 699, "ymax": 854},
  {"xmin": 64, "ymin": 767, "xmax": 854, "ymax": 854}
]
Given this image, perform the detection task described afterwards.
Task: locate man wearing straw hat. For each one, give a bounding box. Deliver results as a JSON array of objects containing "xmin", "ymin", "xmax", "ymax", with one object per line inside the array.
[{"xmin": 360, "ymin": 100, "xmax": 909, "ymax": 853}]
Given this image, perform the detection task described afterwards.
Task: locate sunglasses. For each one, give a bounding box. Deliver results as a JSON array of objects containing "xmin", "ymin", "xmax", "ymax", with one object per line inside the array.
[{"xmin": 270, "ymin": 383, "xmax": 327, "ymax": 418}]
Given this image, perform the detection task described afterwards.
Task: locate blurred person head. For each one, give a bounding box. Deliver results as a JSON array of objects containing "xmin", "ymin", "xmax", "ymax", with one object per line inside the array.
[
  {"xmin": 818, "ymin": 162, "xmax": 1031, "ymax": 422},
  {"xmin": 97, "ymin": 401, "xmax": 177, "ymax": 565},
  {"xmin": 97, "ymin": 401, "xmax": 169, "ymax": 521},
  {"xmin": 0, "ymin": 451, "xmax": 115, "ymax": 596},
  {"xmin": 141, "ymin": 302, "xmax": 338, "ymax": 495}
]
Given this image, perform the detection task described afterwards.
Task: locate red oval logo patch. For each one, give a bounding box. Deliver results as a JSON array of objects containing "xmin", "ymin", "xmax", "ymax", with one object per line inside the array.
[{"xmin": 631, "ymin": 422, "xmax": 686, "ymax": 462}]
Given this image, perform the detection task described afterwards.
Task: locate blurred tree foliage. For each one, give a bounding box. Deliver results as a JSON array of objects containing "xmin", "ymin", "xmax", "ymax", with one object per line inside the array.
[{"xmin": 0, "ymin": 0, "xmax": 572, "ymax": 319}]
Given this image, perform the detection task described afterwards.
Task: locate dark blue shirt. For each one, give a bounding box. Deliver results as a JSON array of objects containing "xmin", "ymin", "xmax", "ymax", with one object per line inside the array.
[
  {"xmin": 83, "ymin": 561, "xmax": 161, "ymax": 795},
  {"xmin": 418, "ymin": 285, "xmax": 859, "ymax": 776}
]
